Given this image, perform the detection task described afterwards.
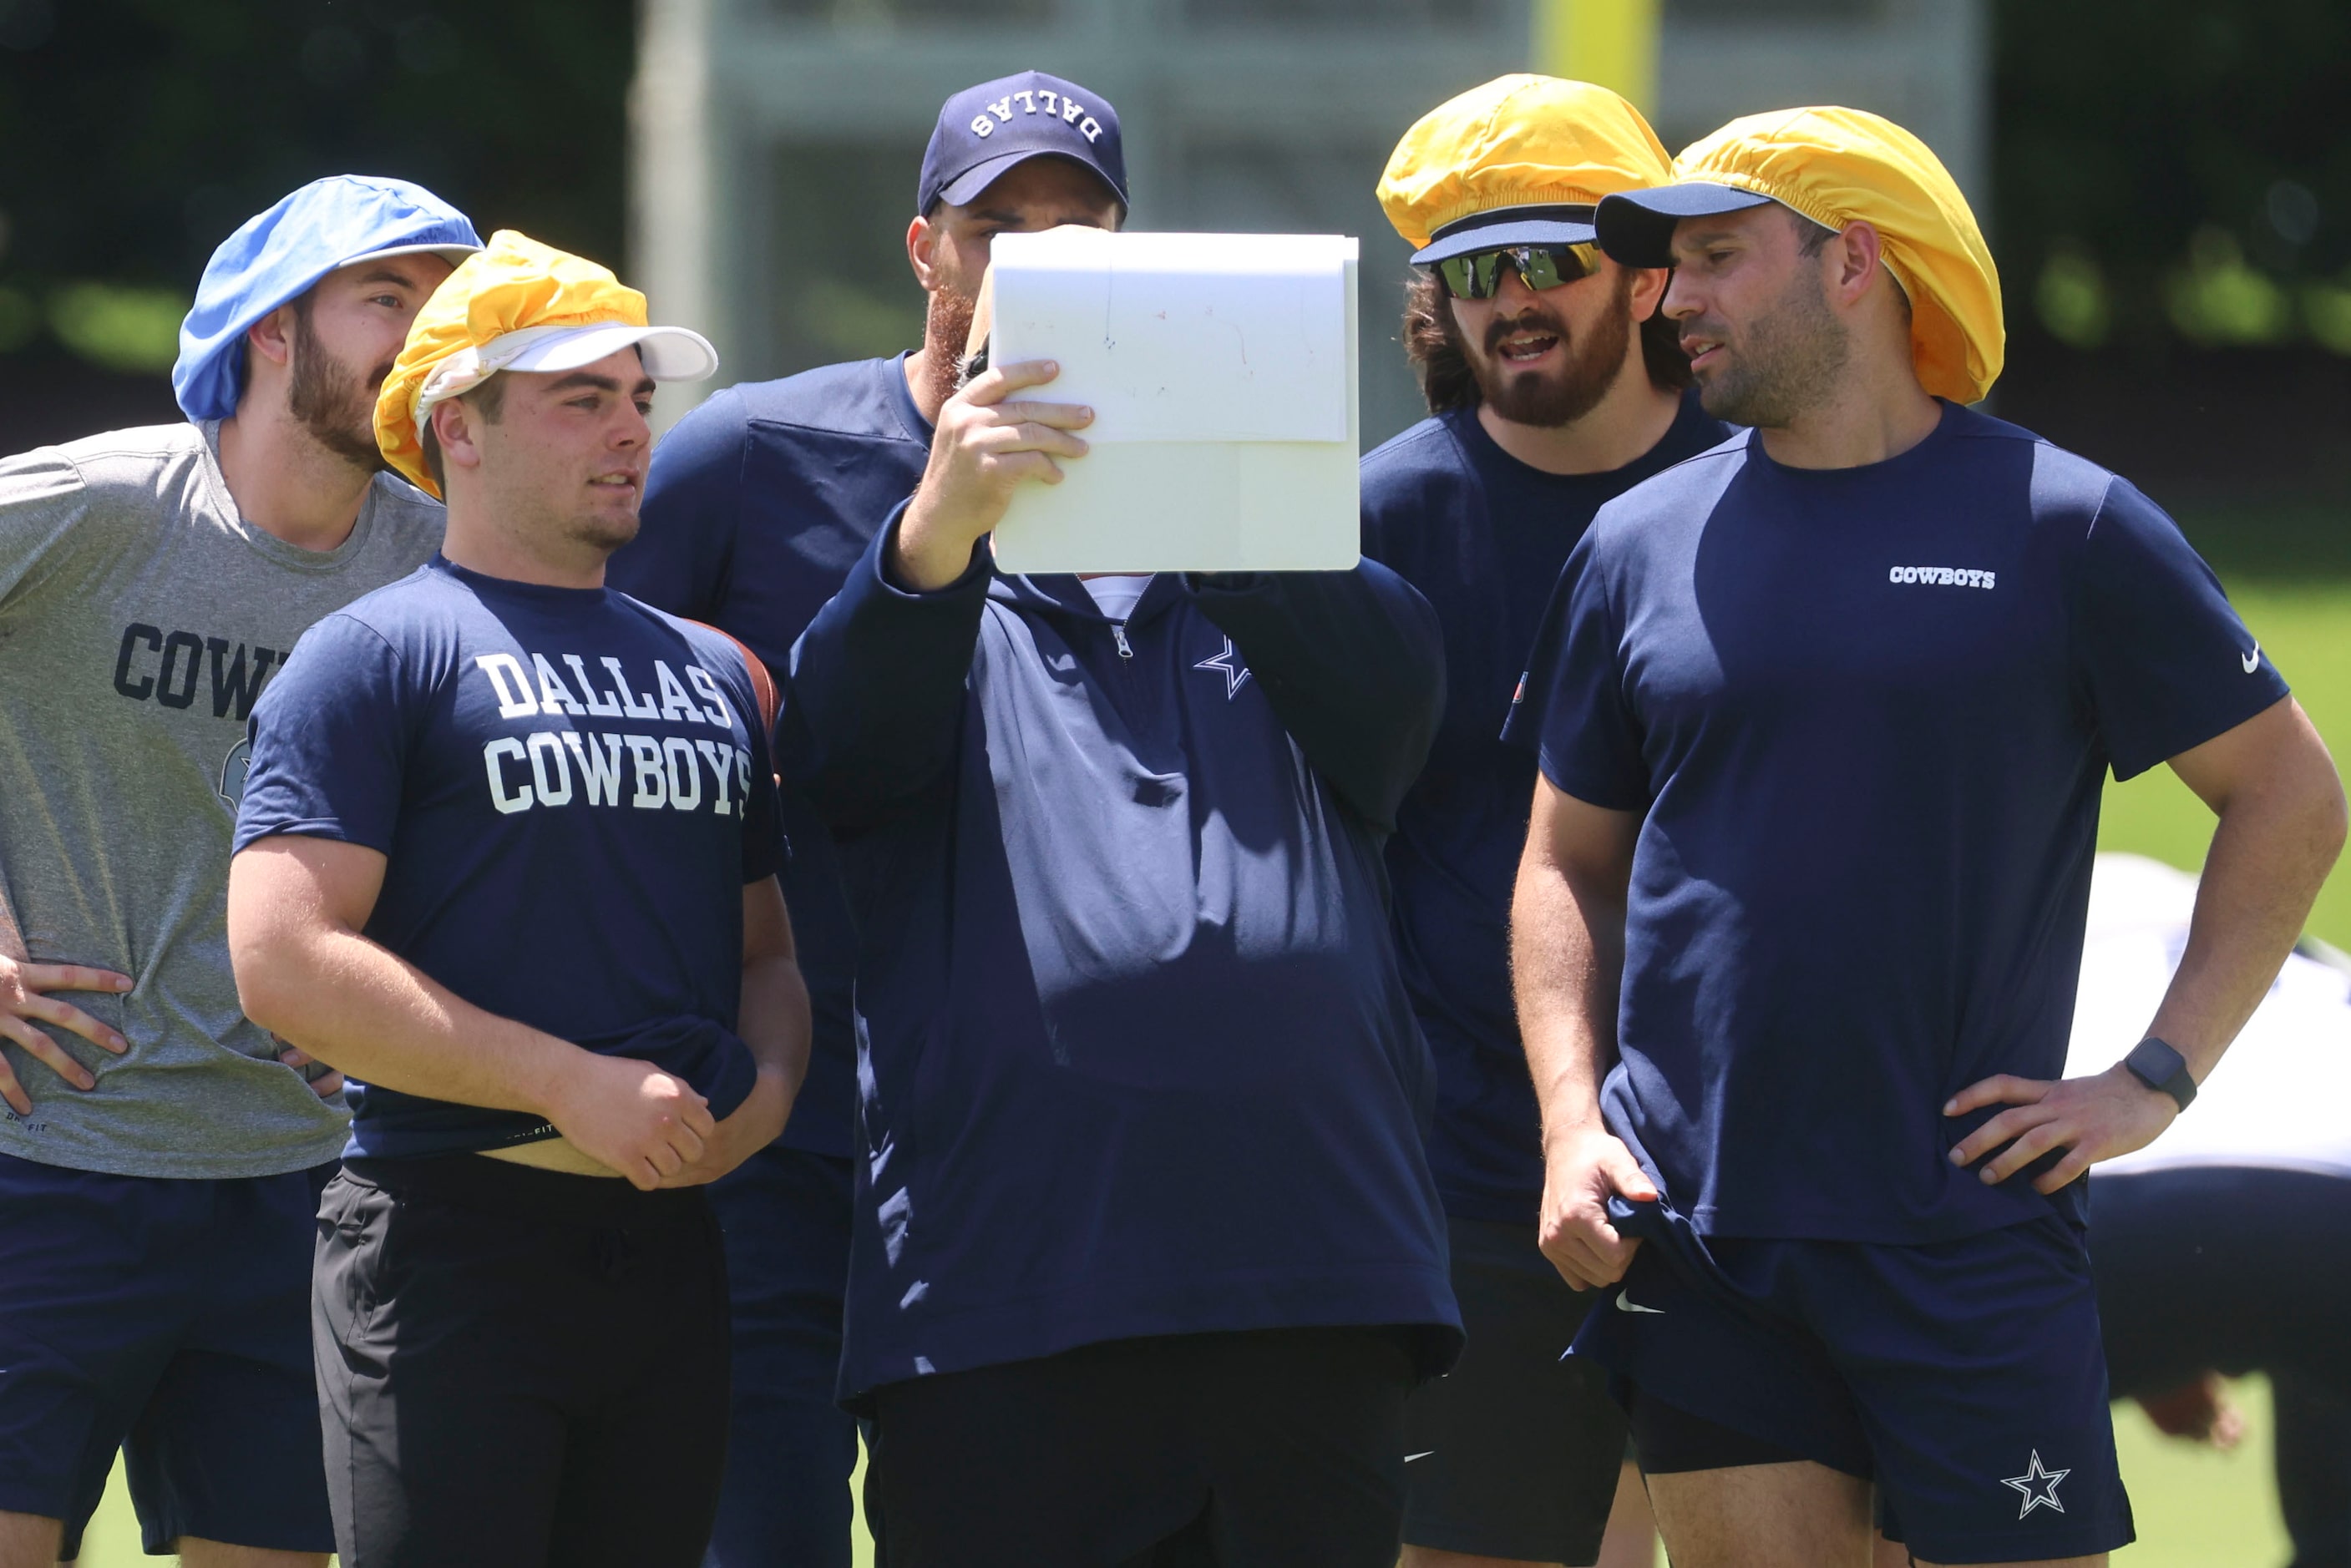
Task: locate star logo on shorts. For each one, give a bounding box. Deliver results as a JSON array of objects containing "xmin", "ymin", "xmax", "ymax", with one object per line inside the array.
[
  {"xmin": 1193, "ymin": 637, "xmax": 1252, "ymax": 699},
  {"xmin": 2000, "ymin": 1450, "xmax": 2070, "ymax": 1518}
]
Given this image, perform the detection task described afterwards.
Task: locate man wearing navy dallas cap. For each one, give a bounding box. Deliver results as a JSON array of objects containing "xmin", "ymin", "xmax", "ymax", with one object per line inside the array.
[
  {"xmin": 0, "ymin": 175, "xmax": 476, "ymax": 1568},
  {"xmin": 605, "ymin": 69, "xmax": 1124, "ymax": 1568},
  {"xmin": 775, "ymin": 217, "xmax": 1458, "ymax": 1567},
  {"xmin": 1508, "ymin": 107, "xmax": 2346, "ymax": 1568}
]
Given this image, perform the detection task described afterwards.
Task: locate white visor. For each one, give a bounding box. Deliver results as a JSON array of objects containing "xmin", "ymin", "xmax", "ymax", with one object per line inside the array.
[{"xmin": 413, "ymin": 321, "xmax": 721, "ymax": 432}]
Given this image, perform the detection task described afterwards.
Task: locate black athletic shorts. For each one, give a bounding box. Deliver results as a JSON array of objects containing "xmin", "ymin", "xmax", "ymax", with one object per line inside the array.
[
  {"xmin": 869, "ymin": 1325, "xmax": 1419, "ymax": 1567},
  {"xmin": 1401, "ymin": 1217, "xmax": 1625, "ymax": 1563},
  {"xmin": 313, "ymin": 1155, "xmax": 730, "ymax": 1568}
]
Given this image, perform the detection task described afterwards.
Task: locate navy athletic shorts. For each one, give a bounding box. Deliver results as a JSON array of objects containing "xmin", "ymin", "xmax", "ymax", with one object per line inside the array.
[
  {"xmin": 0, "ymin": 1150, "xmax": 337, "ymax": 1560},
  {"xmin": 1400, "ymin": 1217, "xmax": 1624, "ymax": 1563},
  {"xmin": 1577, "ymin": 1198, "xmax": 2134, "ymax": 1565},
  {"xmin": 702, "ymin": 1142, "xmax": 861, "ymax": 1568}
]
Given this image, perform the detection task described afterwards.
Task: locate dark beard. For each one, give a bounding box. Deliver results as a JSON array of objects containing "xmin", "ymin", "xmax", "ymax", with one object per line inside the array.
[
  {"xmin": 1458, "ymin": 269, "xmax": 1635, "ymax": 428},
  {"xmin": 287, "ymin": 307, "xmax": 393, "ymax": 471},
  {"xmin": 1687, "ymin": 266, "xmax": 1848, "ymax": 428},
  {"xmin": 922, "ymin": 285, "xmax": 978, "ymax": 413}
]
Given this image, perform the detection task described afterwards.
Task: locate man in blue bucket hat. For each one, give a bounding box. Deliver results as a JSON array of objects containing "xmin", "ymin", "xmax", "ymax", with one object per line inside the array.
[{"xmin": 0, "ymin": 174, "xmax": 477, "ymax": 1568}]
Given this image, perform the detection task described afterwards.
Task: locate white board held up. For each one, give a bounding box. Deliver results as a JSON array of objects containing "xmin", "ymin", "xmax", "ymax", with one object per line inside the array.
[{"xmin": 984, "ymin": 228, "xmax": 1360, "ymax": 575}]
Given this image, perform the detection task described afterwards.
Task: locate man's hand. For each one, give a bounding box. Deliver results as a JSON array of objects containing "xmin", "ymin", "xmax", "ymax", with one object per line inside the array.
[
  {"xmin": 275, "ymin": 1043, "xmax": 347, "ymax": 1100},
  {"xmin": 1538, "ymin": 1122, "xmax": 1659, "ymax": 1290},
  {"xmin": 891, "ymin": 359, "xmax": 1092, "ymax": 591},
  {"xmin": 543, "ymin": 1052, "xmax": 717, "ymax": 1191},
  {"xmin": 0, "ymin": 954, "xmax": 132, "ymax": 1116},
  {"xmin": 1944, "ymin": 1063, "xmax": 2178, "ymax": 1193},
  {"xmin": 657, "ymin": 1067, "xmax": 791, "ymax": 1189}
]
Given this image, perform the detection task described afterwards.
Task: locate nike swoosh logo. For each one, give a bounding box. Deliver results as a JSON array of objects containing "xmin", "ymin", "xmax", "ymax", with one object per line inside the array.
[
  {"xmin": 1615, "ymin": 1292, "xmax": 1665, "ymax": 1315},
  {"xmin": 2242, "ymin": 644, "xmax": 2262, "ymax": 674},
  {"xmin": 1405, "ymin": 1451, "xmax": 1435, "ymax": 1462}
]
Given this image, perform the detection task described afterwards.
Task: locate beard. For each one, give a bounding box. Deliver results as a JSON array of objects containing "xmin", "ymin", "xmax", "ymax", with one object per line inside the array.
[
  {"xmin": 922, "ymin": 283, "xmax": 979, "ymax": 413},
  {"xmin": 287, "ymin": 308, "xmax": 394, "ymax": 471},
  {"xmin": 1457, "ymin": 268, "xmax": 1635, "ymax": 427},
  {"xmin": 1686, "ymin": 266, "xmax": 1849, "ymax": 428}
]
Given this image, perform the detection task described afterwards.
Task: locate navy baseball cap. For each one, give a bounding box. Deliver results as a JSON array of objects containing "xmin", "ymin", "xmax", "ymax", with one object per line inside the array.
[
  {"xmin": 917, "ymin": 71, "xmax": 1128, "ymax": 217},
  {"xmin": 1595, "ymin": 183, "xmax": 1776, "ymax": 268}
]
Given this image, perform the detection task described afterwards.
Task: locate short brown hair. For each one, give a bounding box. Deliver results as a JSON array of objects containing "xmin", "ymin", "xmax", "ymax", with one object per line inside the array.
[
  {"xmin": 1401, "ymin": 266, "xmax": 1691, "ymax": 416},
  {"xmin": 1787, "ymin": 210, "xmax": 1910, "ymax": 321},
  {"xmin": 417, "ymin": 375, "xmax": 509, "ymax": 490}
]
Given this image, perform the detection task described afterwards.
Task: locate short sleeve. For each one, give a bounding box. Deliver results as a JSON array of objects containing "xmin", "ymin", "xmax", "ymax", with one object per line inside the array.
[
  {"xmin": 233, "ymin": 615, "xmax": 416, "ymax": 854},
  {"xmin": 1500, "ymin": 530, "xmax": 1649, "ymax": 810},
  {"xmin": 0, "ymin": 448, "xmax": 91, "ymax": 610},
  {"xmin": 608, "ymin": 389, "xmax": 745, "ymax": 618},
  {"xmin": 2070, "ymin": 478, "xmax": 2290, "ymax": 781}
]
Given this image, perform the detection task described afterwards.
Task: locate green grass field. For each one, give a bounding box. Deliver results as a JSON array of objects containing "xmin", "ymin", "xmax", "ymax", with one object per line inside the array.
[{"xmin": 69, "ymin": 574, "xmax": 2351, "ymax": 1566}]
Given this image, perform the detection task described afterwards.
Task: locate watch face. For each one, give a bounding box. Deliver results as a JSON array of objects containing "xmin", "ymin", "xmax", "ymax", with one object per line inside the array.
[{"xmin": 2128, "ymin": 1038, "xmax": 2192, "ymax": 1107}]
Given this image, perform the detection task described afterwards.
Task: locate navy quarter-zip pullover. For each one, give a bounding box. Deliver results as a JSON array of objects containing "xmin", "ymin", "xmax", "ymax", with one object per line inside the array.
[{"xmin": 781, "ymin": 513, "xmax": 1463, "ymax": 1404}]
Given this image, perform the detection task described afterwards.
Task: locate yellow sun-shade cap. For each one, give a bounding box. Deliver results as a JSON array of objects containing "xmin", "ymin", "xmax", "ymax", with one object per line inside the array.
[
  {"xmin": 1376, "ymin": 74, "xmax": 1673, "ymax": 265},
  {"xmin": 374, "ymin": 229, "xmax": 717, "ymax": 498},
  {"xmin": 1594, "ymin": 105, "xmax": 2004, "ymax": 403}
]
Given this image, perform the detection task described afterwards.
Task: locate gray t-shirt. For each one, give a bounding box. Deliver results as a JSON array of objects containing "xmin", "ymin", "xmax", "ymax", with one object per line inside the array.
[{"xmin": 0, "ymin": 422, "xmax": 444, "ymax": 1176}]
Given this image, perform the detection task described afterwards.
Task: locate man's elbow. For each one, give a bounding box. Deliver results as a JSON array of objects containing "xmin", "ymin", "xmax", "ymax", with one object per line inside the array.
[
  {"xmin": 227, "ymin": 932, "xmax": 303, "ymax": 1039},
  {"xmin": 2276, "ymin": 718, "xmax": 2349, "ymax": 872},
  {"xmin": 225, "ymin": 868, "xmax": 311, "ymax": 1037},
  {"xmin": 2310, "ymin": 766, "xmax": 2350, "ymax": 872}
]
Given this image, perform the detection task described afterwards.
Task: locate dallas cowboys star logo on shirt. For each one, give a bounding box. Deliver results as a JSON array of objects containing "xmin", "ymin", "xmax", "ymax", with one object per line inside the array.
[
  {"xmin": 2000, "ymin": 1450, "xmax": 2070, "ymax": 1518},
  {"xmin": 1194, "ymin": 636, "xmax": 1251, "ymax": 699}
]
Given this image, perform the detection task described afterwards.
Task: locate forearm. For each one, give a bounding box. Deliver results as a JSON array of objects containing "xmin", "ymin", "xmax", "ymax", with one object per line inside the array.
[
  {"xmin": 236, "ymin": 920, "xmax": 583, "ymax": 1119},
  {"xmin": 1512, "ymin": 846, "xmax": 1625, "ymax": 1143},
  {"xmin": 738, "ymin": 950, "xmax": 811, "ymax": 1097},
  {"xmin": 2150, "ymin": 764, "xmax": 2348, "ymax": 1078}
]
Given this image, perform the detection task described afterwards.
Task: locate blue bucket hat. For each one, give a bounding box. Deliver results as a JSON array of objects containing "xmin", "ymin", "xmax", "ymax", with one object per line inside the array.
[{"xmin": 172, "ymin": 175, "xmax": 482, "ymax": 421}]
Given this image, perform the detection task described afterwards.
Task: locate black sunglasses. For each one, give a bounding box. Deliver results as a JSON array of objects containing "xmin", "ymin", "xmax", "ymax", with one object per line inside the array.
[{"xmin": 1432, "ymin": 242, "xmax": 1604, "ymax": 301}]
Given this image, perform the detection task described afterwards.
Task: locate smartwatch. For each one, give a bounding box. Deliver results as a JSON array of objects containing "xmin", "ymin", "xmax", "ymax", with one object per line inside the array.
[{"xmin": 2123, "ymin": 1036, "xmax": 2197, "ymax": 1111}]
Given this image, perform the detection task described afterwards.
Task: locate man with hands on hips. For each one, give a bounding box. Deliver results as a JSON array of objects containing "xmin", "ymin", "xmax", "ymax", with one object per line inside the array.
[
  {"xmin": 226, "ymin": 231, "xmax": 810, "ymax": 1568},
  {"xmin": 1507, "ymin": 107, "xmax": 2344, "ymax": 1568},
  {"xmin": 0, "ymin": 174, "xmax": 479, "ymax": 1568}
]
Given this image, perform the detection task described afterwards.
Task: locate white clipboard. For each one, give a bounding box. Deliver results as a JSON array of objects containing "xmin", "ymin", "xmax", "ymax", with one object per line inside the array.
[{"xmin": 985, "ymin": 229, "xmax": 1360, "ymax": 574}]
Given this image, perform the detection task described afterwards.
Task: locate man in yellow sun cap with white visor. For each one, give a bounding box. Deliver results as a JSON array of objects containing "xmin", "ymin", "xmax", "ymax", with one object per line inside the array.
[
  {"xmin": 1504, "ymin": 108, "xmax": 2346, "ymax": 1567},
  {"xmin": 1362, "ymin": 73, "xmax": 1726, "ymax": 1568},
  {"xmin": 225, "ymin": 230, "xmax": 812, "ymax": 1568}
]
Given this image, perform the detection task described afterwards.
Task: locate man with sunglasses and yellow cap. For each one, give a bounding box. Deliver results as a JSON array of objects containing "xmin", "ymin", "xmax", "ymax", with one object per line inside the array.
[
  {"xmin": 225, "ymin": 231, "xmax": 812, "ymax": 1568},
  {"xmin": 1506, "ymin": 107, "xmax": 2346, "ymax": 1568},
  {"xmin": 1363, "ymin": 75, "xmax": 1725, "ymax": 1568},
  {"xmin": 0, "ymin": 174, "xmax": 477, "ymax": 1568}
]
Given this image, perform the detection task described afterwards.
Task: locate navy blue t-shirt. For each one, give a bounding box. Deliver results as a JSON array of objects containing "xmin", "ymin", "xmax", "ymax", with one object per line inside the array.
[
  {"xmin": 1502, "ymin": 404, "xmax": 2290, "ymax": 1243},
  {"xmin": 606, "ymin": 354, "xmax": 930, "ymax": 1158},
  {"xmin": 234, "ymin": 557, "xmax": 786, "ymax": 1160},
  {"xmin": 1361, "ymin": 392, "xmax": 1726, "ymax": 1225}
]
